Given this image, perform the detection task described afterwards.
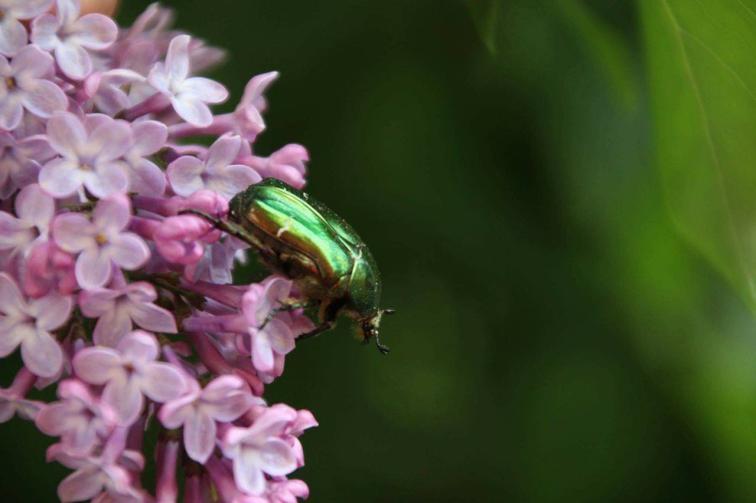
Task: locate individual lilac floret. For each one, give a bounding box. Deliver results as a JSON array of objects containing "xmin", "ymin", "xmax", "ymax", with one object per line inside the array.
[
  {"xmin": 0, "ymin": 0, "xmax": 53, "ymax": 56},
  {"xmin": 148, "ymin": 34, "xmax": 228, "ymax": 127},
  {"xmin": 244, "ymin": 144, "xmax": 309, "ymax": 190},
  {"xmin": 159, "ymin": 375, "xmax": 258, "ymax": 463},
  {"xmin": 168, "ymin": 72, "xmax": 278, "ymax": 141},
  {"xmin": 52, "ymin": 195, "xmax": 149, "ymax": 290},
  {"xmin": 73, "ymin": 330, "xmax": 186, "ymax": 425},
  {"xmin": 22, "ymin": 241, "xmax": 77, "ymax": 298},
  {"xmin": 221, "ymin": 404, "xmax": 311, "ymax": 496},
  {"xmin": 0, "ymin": 45, "xmax": 67, "ymax": 130},
  {"xmin": 233, "ymin": 71, "xmax": 278, "ymax": 140},
  {"xmin": 0, "ymin": 132, "xmax": 55, "ymax": 198},
  {"xmin": 0, "ymin": 183, "xmax": 54, "ymax": 258},
  {"xmin": 124, "ymin": 120, "xmax": 168, "ymax": 196},
  {"xmin": 241, "ymin": 277, "xmax": 304, "ymax": 375},
  {"xmin": 167, "ymin": 134, "xmax": 260, "ymax": 200},
  {"xmin": 154, "ymin": 214, "xmax": 220, "ymax": 266},
  {"xmin": 79, "ymin": 281, "xmax": 177, "ymax": 347},
  {"xmin": 31, "ymin": 0, "xmax": 118, "ymax": 80},
  {"xmin": 36, "ymin": 379, "xmax": 116, "ymax": 455},
  {"xmin": 0, "ymin": 273, "xmax": 72, "ymax": 377},
  {"xmin": 0, "ymin": 368, "xmax": 43, "ymax": 423},
  {"xmin": 48, "ymin": 430, "xmax": 146, "ymax": 502},
  {"xmin": 39, "ymin": 112, "xmax": 132, "ymax": 199}
]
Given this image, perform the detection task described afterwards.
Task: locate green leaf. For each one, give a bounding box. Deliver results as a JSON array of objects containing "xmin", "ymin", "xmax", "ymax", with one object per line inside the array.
[
  {"xmin": 641, "ymin": 0, "xmax": 756, "ymax": 310},
  {"xmin": 556, "ymin": 0, "xmax": 638, "ymax": 108}
]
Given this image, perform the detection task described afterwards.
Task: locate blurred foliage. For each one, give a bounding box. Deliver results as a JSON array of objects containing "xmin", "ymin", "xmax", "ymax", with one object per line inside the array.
[
  {"xmin": 642, "ymin": 0, "xmax": 756, "ymax": 314},
  {"xmin": 5, "ymin": 0, "xmax": 756, "ymax": 501}
]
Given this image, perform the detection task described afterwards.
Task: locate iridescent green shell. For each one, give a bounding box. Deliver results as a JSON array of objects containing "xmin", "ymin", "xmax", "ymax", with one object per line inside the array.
[{"xmin": 229, "ymin": 178, "xmax": 382, "ymax": 324}]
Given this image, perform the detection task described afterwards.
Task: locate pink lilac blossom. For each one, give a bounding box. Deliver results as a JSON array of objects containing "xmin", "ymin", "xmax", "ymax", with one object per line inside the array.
[{"xmin": 0, "ymin": 3, "xmax": 318, "ymax": 501}]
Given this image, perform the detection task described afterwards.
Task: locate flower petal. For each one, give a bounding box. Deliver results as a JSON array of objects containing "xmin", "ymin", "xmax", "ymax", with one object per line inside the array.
[
  {"xmin": 0, "ymin": 94, "xmax": 24, "ymax": 130},
  {"xmin": 84, "ymin": 161, "xmax": 129, "ymax": 198},
  {"xmin": 55, "ymin": 41, "xmax": 92, "ymax": 80},
  {"xmin": 103, "ymin": 377, "xmax": 143, "ymax": 425},
  {"xmin": 209, "ymin": 164, "xmax": 260, "ymax": 200},
  {"xmin": 75, "ymin": 246, "xmax": 112, "ymax": 290},
  {"xmin": 52, "ymin": 213, "xmax": 94, "ymax": 252},
  {"xmin": 93, "ymin": 194, "xmax": 130, "ymax": 233},
  {"xmin": 165, "ymin": 35, "xmax": 190, "ymax": 83},
  {"xmin": 184, "ymin": 409, "xmax": 216, "ymax": 463},
  {"xmin": 47, "ymin": 112, "xmax": 86, "ymax": 159},
  {"xmin": 117, "ymin": 330, "xmax": 158, "ymax": 361},
  {"xmin": 130, "ymin": 302, "xmax": 177, "ymax": 334},
  {"xmin": 167, "ymin": 155, "xmax": 205, "ymax": 196},
  {"xmin": 21, "ymin": 79, "xmax": 67, "ymax": 119},
  {"xmin": 16, "ymin": 184, "xmax": 55, "ymax": 230},
  {"xmin": 0, "ymin": 320, "xmax": 29, "ymax": 357},
  {"xmin": 206, "ymin": 135, "xmax": 242, "ymax": 172},
  {"xmin": 108, "ymin": 232, "xmax": 149, "ymax": 270},
  {"xmin": 181, "ymin": 77, "xmax": 228, "ymax": 104},
  {"xmin": 70, "ymin": 14, "xmax": 117, "ymax": 50},
  {"xmin": 30, "ymin": 13, "xmax": 59, "ymax": 52},
  {"xmin": 78, "ymin": 288, "xmax": 119, "ymax": 317},
  {"xmin": 89, "ymin": 119, "xmax": 131, "ymax": 163},
  {"xmin": 0, "ymin": 272, "xmax": 25, "ymax": 315},
  {"xmin": 157, "ymin": 395, "xmax": 194, "ymax": 429},
  {"xmin": 21, "ymin": 329, "xmax": 63, "ymax": 378},
  {"xmin": 171, "ymin": 95, "xmax": 212, "ymax": 128},
  {"xmin": 31, "ymin": 293, "xmax": 73, "ymax": 331},
  {"xmin": 92, "ymin": 305, "xmax": 132, "ymax": 348},
  {"xmin": 140, "ymin": 363, "xmax": 185, "ymax": 403},
  {"xmin": 39, "ymin": 158, "xmax": 83, "ymax": 198},
  {"xmin": 234, "ymin": 451, "xmax": 266, "ymax": 496},
  {"xmin": 57, "ymin": 466, "xmax": 104, "ymax": 502},
  {"xmin": 131, "ymin": 120, "xmax": 167, "ymax": 156},
  {"xmin": 251, "ymin": 331, "xmax": 275, "ymax": 373},
  {"xmin": 8, "ymin": 0, "xmax": 53, "ymax": 19},
  {"xmin": 128, "ymin": 159, "xmax": 166, "ymax": 196},
  {"xmin": 73, "ymin": 347, "xmax": 121, "ymax": 384},
  {"xmin": 0, "ymin": 17, "xmax": 28, "ymax": 57},
  {"xmin": 258, "ymin": 438, "xmax": 297, "ymax": 476}
]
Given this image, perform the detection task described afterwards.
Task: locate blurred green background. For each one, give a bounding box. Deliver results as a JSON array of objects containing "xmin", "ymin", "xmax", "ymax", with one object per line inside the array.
[{"xmin": 8, "ymin": 0, "xmax": 756, "ymax": 501}]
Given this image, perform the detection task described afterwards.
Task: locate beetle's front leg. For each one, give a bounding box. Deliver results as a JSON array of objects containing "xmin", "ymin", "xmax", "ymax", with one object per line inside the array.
[
  {"xmin": 296, "ymin": 320, "xmax": 336, "ymax": 341},
  {"xmin": 258, "ymin": 300, "xmax": 315, "ymax": 330},
  {"xmin": 179, "ymin": 209, "xmax": 256, "ymax": 245}
]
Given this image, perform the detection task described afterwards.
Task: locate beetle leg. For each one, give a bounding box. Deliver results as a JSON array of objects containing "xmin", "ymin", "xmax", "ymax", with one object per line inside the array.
[
  {"xmin": 296, "ymin": 320, "xmax": 336, "ymax": 341},
  {"xmin": 258, "ymin": 300, "xmax": 315, "ymax": 330},
  {"xmin": 179, "ymin": 209, "xmax": 257, "ymax": 245}
]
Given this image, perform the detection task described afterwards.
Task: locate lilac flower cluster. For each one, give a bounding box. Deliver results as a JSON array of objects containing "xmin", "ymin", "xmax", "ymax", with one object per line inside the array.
[{"xmin": 0, "ymin": 1, "xmax": 316, "ymax": 501}]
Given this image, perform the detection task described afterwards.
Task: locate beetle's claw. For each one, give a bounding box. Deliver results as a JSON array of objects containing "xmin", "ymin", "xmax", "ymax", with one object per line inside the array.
[{"xmin": 375, "ymin": 335, "xmax": 390, "ymax": 355}]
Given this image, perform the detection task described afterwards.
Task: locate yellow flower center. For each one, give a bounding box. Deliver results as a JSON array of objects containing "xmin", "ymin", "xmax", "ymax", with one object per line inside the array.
[{"xmin": 95, "ymin": 234, "xmax": 108, "ymax": 245}]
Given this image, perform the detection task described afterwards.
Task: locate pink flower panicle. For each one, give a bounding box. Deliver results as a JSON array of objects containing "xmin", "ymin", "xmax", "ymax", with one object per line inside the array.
[{"xmin": 0, "ymin": 2, "xmax": 316, "ymax": 501}]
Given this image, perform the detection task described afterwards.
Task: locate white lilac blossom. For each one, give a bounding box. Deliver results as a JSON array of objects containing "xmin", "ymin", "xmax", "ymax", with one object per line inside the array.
[
  {"xmin": 79, "ymin": 280, "xmax": 177, "ymax": 347},
  {"xmin": 39, "ymin": 112, "xmax": 132, "ymax": 199},
  {"xmin": 0, "ymin": 273, "xmax": 71, "ymax": 377},
  {"xmin": 0, "ymin": 0, "xmax": 53, "ymax": 56},
  {"xmin": 0, "ymin": 3, "xmax": 317, "ymax": 501},
  {"xmin": 167, "ymin": 133, "xmax": 260, "ymax": 200},
  {"xmin": 0, "ymin": 45, "xmax": 67, "ymax": 130},
  {"xmin": 0, "ymin": 183, "xmax": 54, "ymax": 257},
  {"xmin": 52, "ymin": 195, "xmax": 149, "ymax": 289},
  {"xmin": 147, "ymin": 34, "xmax": 228, "ymax": 127},
  {"xmin": 31, "ymin": 0, "xmax": 118, "ymax": 80},
  {"xmin": 73, "ymin": 330, "xmax": 186, "ymax": 425}
]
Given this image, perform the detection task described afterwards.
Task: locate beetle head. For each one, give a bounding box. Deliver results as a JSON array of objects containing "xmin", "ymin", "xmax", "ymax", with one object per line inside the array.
[{"xmin": 360, "ymin": 308, "xmax": 395, "ymax": 355}]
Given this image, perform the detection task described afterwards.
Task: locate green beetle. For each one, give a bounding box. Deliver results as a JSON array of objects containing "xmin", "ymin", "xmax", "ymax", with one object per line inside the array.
[{"xmin": 189, "ymin": 178, "xmax": 392, "ymax": 353}]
